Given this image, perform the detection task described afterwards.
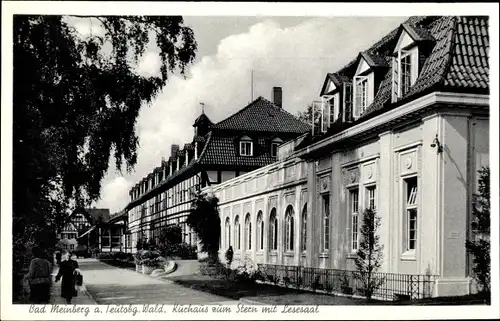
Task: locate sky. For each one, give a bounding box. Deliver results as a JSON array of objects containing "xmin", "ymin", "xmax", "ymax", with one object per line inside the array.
[{"xmin": 88, "ymin": 16, "xmax": 409, "ymax": 213}]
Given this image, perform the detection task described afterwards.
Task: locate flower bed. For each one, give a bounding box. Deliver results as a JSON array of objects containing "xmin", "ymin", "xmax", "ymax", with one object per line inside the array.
[{"xmin": 97, "ymin": 252, "xmax": 135, "ymax": 269}]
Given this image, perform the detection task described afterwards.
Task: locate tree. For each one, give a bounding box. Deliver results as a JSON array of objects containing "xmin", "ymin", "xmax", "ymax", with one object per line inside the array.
[
  {"xmin": 296, "ymin": 103, "xmax": 321, "ymax": 131},
  {"xmin": 186, "ymin": 191, "xmax": 221, "ymax": 263},
  {"xmin": 12, "ymin": 15, "xmax": 197, "ymax": 301},
  {"xmin": 158, "ymin": 225, "xmax": 183, "ymax": 246},
  {"xmin": 354, "ymin": 208, "xmax": 384, "ymax": 300},
  {"xmin": 466, "ymin": 166, "xmax": 490, "ymax": 296}
]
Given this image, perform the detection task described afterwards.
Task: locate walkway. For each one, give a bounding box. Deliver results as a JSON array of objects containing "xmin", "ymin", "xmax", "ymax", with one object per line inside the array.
[
  {"xmin": 50, "ymin": 264, "xmax": 96, "ymax": 305},
  {"xmin": 77, "ymin": 258, "xmax": 237, "ymax": 305}
]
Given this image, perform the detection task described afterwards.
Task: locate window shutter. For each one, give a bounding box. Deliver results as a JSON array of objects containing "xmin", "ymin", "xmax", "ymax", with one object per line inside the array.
[
  {"xmin": 343, "ymin": 82, "xmax": 353, "ymax": 122},
  {"xmin": 392, "ymin": 55, "xmax": 399, "ymax": 102}
]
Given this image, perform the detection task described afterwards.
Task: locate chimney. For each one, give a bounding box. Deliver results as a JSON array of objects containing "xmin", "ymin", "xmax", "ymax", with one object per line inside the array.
[
  {"xmin": 171, "ymin": 144, "xmax": 179, "ymax": 156},
  {"xmin": 272, "ymin": 87, "xmax": 282, "ymax": 108}
]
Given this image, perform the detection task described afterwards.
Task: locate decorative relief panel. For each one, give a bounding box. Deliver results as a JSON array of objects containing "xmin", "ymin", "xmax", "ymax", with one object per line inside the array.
[
  {"xmin": 343, "ymin": 166, "xmax": 360, "ymax": 186},
  {"xmin": 399, "ymin": 149, "xmax": 418, "ymax": 176},
  {"xmin": 319, "ymin": 175, "xmax": 330, "ymax": 193},
  {"xmin": 255, "ymin": 198, "xmax": 264, "ymax": 212},
  {"xmin": 362, "ymin": 162, "xmax": 377, "ymax": 183},
  {"xmin": 232, "ymin": 204, "xmax": 241, "ymax": 217},
  {"xmin": 300, "ymin": 189, "xmax": 308, "ymax": 206},
  {"xmin": 284, "ymin": 164, "xmax": 295, "ymax": 181}
]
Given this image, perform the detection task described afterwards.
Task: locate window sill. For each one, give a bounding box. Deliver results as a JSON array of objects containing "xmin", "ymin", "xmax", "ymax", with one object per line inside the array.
[
  {"xmin": 284, "ymin": 252, "xmax": 294, "ymax": 257},
  {"xmin": 269, "ymin": 251, "xmax": 278, "ymax": 256},
  {"xmin": 256, "ymin": 251, "xmax": 264, "ymax": 255},
  {"xmin": 401, "ymin": 251, "xmax": 416, "ymax": 261},
  {"xmin": 301, "ymin": 251, "xmax": 307, "ymax": 257},
  {"xmin": 346, "ymin": 252, "xmax": 357, "ymax": 259},
  {"xmin": 319, "ymin": 252, "xmax": 329, "ymax": 258}
]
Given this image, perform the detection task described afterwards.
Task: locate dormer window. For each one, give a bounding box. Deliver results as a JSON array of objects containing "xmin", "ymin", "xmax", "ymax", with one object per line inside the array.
[
  {"xmin": 240, "ymin": 136, "xmax": 253, "ymax": 156},
  {"xmin": 392, "ymin": 24, "xmax": 426, "ymax": 102},
  {"xmin": 353, "ymin": 76, "xmax": 368, "ymax": 118},
  {"xmin": 270, "ymin": 137, "xmax": 283, "ymax": 158},
  {"xmin": 352, "ymin": 52, "xmax": 378, "ymax": 120}
]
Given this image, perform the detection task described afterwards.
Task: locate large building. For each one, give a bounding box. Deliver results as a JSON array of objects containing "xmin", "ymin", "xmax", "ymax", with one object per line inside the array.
[
  {"xmin": 125, "ymin": 88, "xmax": 310, "ymax": 250},
  {"xmin": 212, "ymin": 16, "xmax": 489, "ymax": 298}
]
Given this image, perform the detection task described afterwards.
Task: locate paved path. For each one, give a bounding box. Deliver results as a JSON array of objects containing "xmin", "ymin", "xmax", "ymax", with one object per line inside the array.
[
  {"xmin": 78, "ymin": 258, "xmax": 237, "ymax": 305},
  {"xmin": 50, "ymin": 264, "xmax": 96, "ymax": 305}
]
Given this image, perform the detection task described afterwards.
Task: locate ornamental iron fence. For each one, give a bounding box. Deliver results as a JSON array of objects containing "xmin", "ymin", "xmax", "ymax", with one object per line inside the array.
[{"xmin": 256, "ymin": 263, "xmax": 437, "ymax": 301}]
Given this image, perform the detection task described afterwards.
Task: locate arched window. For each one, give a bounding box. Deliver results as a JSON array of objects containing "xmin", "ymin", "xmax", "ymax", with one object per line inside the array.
[
  {"xmin": 225, "ymin": 217, "xmax": 231, "ymax": 249},
  {"xmin": 234, "ymin": 215, "xmax": 241, "ymax": 250},
  {"xmin": 301, "ymin": 203, "xmax": 307, "ymax": 252},
  {"xmin": 245, "ymin": 213, "xmax": 251, "ymax": 250},
  {"xmin": 269, "ymin": 208, "xmax": 278, "ymax": 250},
  {"xmin": 285, "ymin": 205, "xmax": 295, "ymax": 251},
  {"xmin": 256, "ymin": 211, "xmax": 264, "ymax": 250}
]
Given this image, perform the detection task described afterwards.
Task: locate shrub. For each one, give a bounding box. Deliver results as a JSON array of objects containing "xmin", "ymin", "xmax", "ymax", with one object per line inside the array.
[
  {"xmin": 224, "ymin": 246, "xmax": 234, "ymax": 267},
  {"xmin": 230, "ymin": 257, "xmax": 259, "ymax": 283}
]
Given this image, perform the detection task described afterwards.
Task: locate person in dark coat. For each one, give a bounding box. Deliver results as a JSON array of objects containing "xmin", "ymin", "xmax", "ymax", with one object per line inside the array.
[
  {"xmin": 55, "ymin": 251, "xmax": 62, "ymax": 266},
  {"xmin": 55, "ymin": 250, "xmax": 79, "ymax": 304},
  {"xmin": 24, "ymin": 246, "xmax": 52, "ymax": 304}
]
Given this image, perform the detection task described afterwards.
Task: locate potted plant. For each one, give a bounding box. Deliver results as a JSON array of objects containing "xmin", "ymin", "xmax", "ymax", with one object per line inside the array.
[
  {"xmin": 134, "ymin": 251, "xmax": 143, "ymax": 272},
  {"xmin": 141, "ymin": 258, "xmax": 157, "ymax": 274}
]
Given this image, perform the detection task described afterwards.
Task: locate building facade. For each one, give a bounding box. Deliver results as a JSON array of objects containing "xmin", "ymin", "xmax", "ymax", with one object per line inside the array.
[
  {"xmin": 125, "ymin": 88, "xmax": 310, "ymax": 251},
  {"xmin": 213, "ymin": 16, "xmax": 489, "ymax": 298}
]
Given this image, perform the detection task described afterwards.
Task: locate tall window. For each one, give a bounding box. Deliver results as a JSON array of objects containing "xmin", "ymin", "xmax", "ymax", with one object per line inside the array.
[
  {"xmin": 405, "ymin": 177, "xmax": 418, "ymax": 251},
  {"xmin": 366, "ymin": 186, "xmax": 376, "ymax": 210},
  {"xmin": 234, "ymin": 216, "xmax": 241, "ymax": 250},
  {"xmin": 353, "ymin": 76, "xmax": 368, "ymax": 118},
  {"xmin": 301, "ymin": 204, "xmax": 308, "ymax": 252},
  {"xmin": 284, "ymin": 206, "xmax": 295, "ymax": 252},
  {"xmin": 225, "ymin": 217, "xmax": 231, "ymax": 249},
  {"xmin": 322, "ymin": 194, "xmax": 330, "ymax": 251},
  {"xmin": 329, "ymin": 97, "xmax": 336, "ymax": 124},
  {"xmin": 245, "ymin": 213, "xmax": 251, "ymax": 250},
  {"xmin": 269, "ymin": 208, "xmax": 278, "ymax": 250},
  {"xmin": 350, "ymin": 189, "xmax": 360, "ymax": 252},
  {"xmin": 400, "ymin": 52, "xmax": 412, "ymax": 96},
  {"xmin": 256, "ymin": 211, "xmax": 264, "ymax": 250}
]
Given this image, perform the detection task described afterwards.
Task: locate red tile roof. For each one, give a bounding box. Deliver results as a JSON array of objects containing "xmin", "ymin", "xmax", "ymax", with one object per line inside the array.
[
  {"xmin": 211, "ymin": 96, "xmax": 311, "ymax": 133},
  {"xmin": 297, "ymin": 15, "xmax": 489, "ymax": 151}
]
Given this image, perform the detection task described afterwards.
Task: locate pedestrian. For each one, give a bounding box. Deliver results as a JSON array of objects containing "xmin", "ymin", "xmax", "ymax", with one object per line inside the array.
[
  {"xmin": 24, "ymin": 246, "xmax": 52, "ymax": 304},
  {"xmin": 55, "ymin": 251, "xmax": 62, "ymax": 266},
  {"xmin": 55, "ymin": 250, "xmax": 79, "ymax": 304}
]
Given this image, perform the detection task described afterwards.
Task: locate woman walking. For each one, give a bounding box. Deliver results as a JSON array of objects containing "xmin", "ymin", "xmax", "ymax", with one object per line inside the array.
[
  {"xmin": 24, "ymin": 246, "xmax": 52, "ymax": 304},
  {"xmin": 55, "ymin": 250, "xmax": 79, "ymax": 304}
]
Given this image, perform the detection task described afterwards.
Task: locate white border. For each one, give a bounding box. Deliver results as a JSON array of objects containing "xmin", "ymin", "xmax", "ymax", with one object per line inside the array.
[{"xmin": 2, "ymin": 2, "xmax": 499, "ymax": 320}]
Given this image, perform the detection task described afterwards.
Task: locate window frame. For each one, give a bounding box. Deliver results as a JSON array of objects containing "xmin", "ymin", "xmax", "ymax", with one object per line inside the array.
[
  {"xmin": 271, "ymin": 143, "xmax": 280, "ymax": 158},
  {"xmin": 284, "ymin": 205, "xmax": 295, "ymax": 252},
  {"xmin": 234, "ymin": 215, "xmax": 241, "ymax": 250},
  {"xmin": 225, "ymin": 217, "xmax": 231, "ymax": 249},
  {"xmin": 322, "ymin": 194, "xmax": 330, "ymax": 252},
  {"xmin": 349, "ymin": 188, "xmax": 360, "ymax": 253},
  {"xmin": 403, "ymin": 176, "xmax": 418, "ymax": 253},
  {"xmin": 244, "ymin": 213, "xmax": 252, "ymax": 250},
  {"xmin": 239, "ymin": 140, "xmax": 253, "ymax": 157},
  {"xmin": 353, "ymin": 76, "xmax": 369, "ymax": 119},
  {"xmin": 269, "ymin": 208, "xmax": 278, "ymax": 251},
  {"xmin": 301, "ymin": 204, "xmax": 308, "ymax": 253},
  {"xmin": 256, "ymin": 211, "xmax": 264, "ymax": 251}
]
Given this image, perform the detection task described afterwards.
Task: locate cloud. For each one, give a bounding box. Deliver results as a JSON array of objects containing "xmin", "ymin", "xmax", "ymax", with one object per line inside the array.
[{"xmin": 95, "ymin": 16, "xmax": 407, "ymax": 213}]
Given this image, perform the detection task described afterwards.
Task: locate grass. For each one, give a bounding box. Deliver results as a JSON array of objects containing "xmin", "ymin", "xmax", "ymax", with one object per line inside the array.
[{"xmin": 167, "ymin": 273, "xmax": 490, "ymax": 306}]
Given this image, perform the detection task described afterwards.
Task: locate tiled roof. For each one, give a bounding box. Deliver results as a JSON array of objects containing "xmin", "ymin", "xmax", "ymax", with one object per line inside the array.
[
  {"xmin": 197, "ymin": 131, "xmax": 278, "ymax": 167},
  {"xmin": 360, "ymin": 52, "xmax": 389, "ymax": 68},
  {"xmin": 193, "ymin": 113, "xmax": 213, "ymax": 126},
  {"xmin": 302, "ymin": 15, "xmax": 489, "ymax": 144},
  {"xmin": 70, "ymin": 208, "xmax": 111, "ymax": 225},
  {"xmin": 211, "ymin": 96, "xmax": 311, "ymax": 133}
]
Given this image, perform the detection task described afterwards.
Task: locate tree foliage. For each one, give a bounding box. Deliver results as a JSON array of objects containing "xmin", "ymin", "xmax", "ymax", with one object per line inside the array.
[
  {"xmin": 354, "ymin": 208, "xmax": 385, "ymax": 300},
  {"xmin": 466, "ymin": 166, "xmax": 490, "ymax": 295},
  {"xmin": 12, "ymin": 15, "xmax": 197, "ymax": 300},
  {"xmin": 186, "ymin": 191, "xmax": 221, "ymax": 262},
  {"xmin": 296, "ymin": 103, "xmax": 321, "ymax": 130}
]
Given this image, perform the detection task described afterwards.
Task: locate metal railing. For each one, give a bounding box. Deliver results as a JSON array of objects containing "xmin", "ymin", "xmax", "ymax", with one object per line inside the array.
[{"xmin": 257, "ymin": 264, "xmax": 437, "ymax": 301}]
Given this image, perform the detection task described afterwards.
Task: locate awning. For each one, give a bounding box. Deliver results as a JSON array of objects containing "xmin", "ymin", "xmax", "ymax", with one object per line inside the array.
[{"xmin": 78, "ymin": 226, "xmax": 96, "ymax": 238}]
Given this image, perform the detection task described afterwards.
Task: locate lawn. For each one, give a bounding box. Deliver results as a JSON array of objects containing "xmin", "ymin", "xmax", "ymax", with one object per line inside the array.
[{"xmin": 167, "ymin": 274, "xmax": 490, "ymax": 306}]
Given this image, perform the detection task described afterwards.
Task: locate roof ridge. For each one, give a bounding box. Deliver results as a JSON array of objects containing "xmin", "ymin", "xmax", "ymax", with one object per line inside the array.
[
  {"xmin": 197, "ymin": 131, "xmax": 213, "ymax": 163},
  {"xmin": 259, "ymin": 96, "xmax": 311, "ymax": 127},
  {"xmin": 212, "ymin": 97, "xmax": 263, "ymax": 128},
  {"xmin": 439, "ymin": 16, "xmax": 459, "ymax": 87}
]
